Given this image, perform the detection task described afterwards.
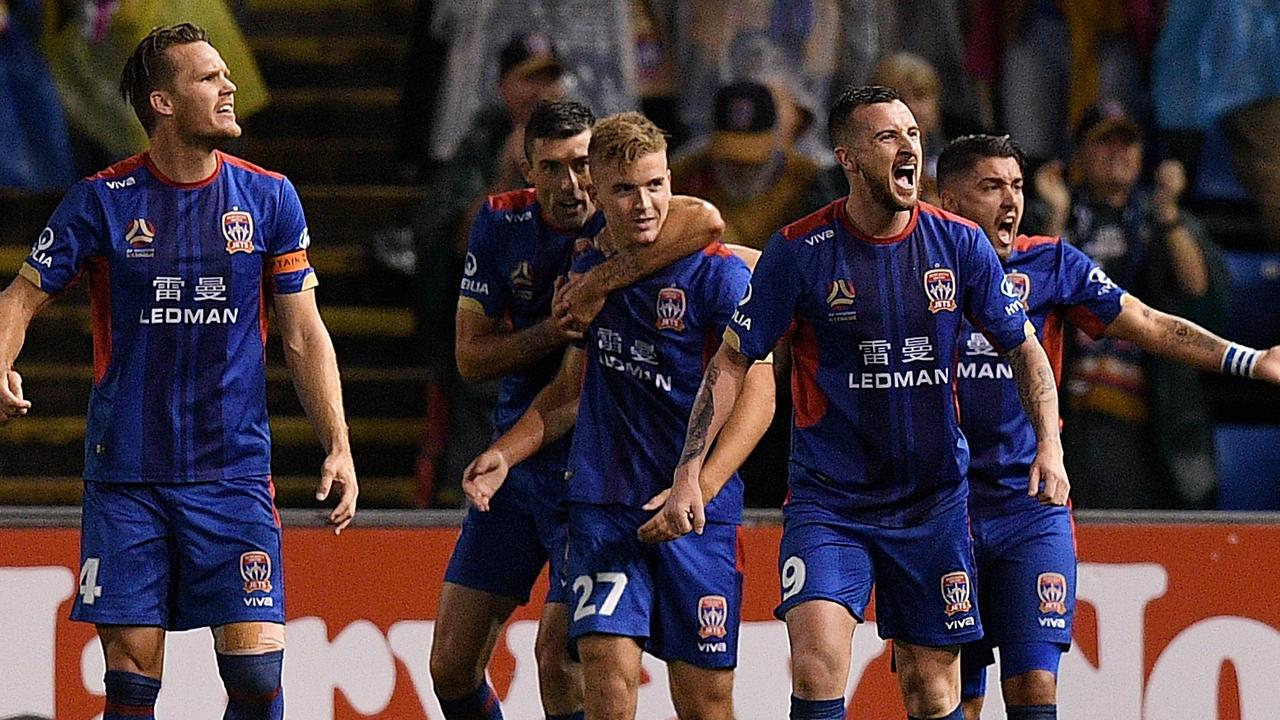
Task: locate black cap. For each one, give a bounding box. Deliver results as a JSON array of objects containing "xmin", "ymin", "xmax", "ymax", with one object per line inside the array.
[
  {"xmin": 710, "ymin": 81, "xmax": 778, "ymax": 163},
  {"xmin": 1074, "ymin": 99, "xmax": 1142, "ymax": 146},
  {"xmin": 498, "ymin": 32, "xmax": 564, "ymax": 82}
]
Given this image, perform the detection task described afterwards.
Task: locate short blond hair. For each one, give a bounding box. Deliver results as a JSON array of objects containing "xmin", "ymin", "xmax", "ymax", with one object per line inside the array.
[
  {"xmin": 870, "ymin": 52, "xmax": 940, "ymax": 101},
  {"xmin": 588, "ymin": 112, "xmax": 668, "ymax": 171}
]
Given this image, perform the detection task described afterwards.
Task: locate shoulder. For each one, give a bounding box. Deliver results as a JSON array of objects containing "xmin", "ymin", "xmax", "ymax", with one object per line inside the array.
[
  {"xmin": 1011, "ymin": 234, "xmax": 1064, "ymax": 264},
  {"xmin": 483, "ymin": 188, "xmax": 539, "ymax": 220},
  {"xmin": 219, "ymin": 152, "xmax": 287, "ymax": 182},
  {"xmin": 84, "ymin": 153, "xmax": 148, "ymax": 185},
  {"xmin": 779, "ymin": 198, "xmax": 843, "ymax": 244},
  {"xmin": 917, "ymin": 202, "xmax": 981, "ymax": 232}
]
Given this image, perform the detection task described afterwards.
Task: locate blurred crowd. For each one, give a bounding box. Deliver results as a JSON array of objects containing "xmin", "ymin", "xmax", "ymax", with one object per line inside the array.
[{"xmin": 4, "ymin": 0, "xmax": 1280, "ymax": 511}]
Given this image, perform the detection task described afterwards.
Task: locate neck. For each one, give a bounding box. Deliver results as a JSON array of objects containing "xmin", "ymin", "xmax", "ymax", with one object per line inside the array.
[
  {"xmin": 147, "ymin": 129, "xmax": 220, "ymax": 184},
  {"xmin": 843, "ymin": 184, "xmax": 911, "ymax": 238}
]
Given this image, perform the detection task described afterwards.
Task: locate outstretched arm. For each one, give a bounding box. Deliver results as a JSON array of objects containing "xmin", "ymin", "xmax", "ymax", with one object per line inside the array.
[
  {"xmin": 557, "ymin": 197, "xmax": 724, "ymax": 326},
  {"xmin": 1004, "ymin": 334, "xmax": 1068, "ymax": 505},
  {"xmin": 1104, "ymin": 294, "xmax": 1280, "ymax": 383},
  {"xmin": 462, "ymin": 346, "xmax": 585, "ymax": 510},
  {"xmin": 455, "ymin": 277, "xmax": 581, "ymax": 383},
  {"xmin": 0, "ymin": 276, "xmax": 54, "ymax": 425},
  {"xmin": 274, "ymin": 290, "xmax": 358, "ymax": 533}
]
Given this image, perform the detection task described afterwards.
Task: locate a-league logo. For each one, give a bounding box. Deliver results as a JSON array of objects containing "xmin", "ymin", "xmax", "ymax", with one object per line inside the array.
[
  {"xmin": 697, "ymin": 595, "xmax": 728, "ymax": 639},
  {"xmin": 941, "ymin": 571, "xmax": 972, "ymax": 616},
  {"xmin": 924, "ymin": 268, "xmax": 957, "ymax": 313},
  {"xmin": 1037, "ymin": 572, "xmax": 1068, "ymax": 615},
  {"xmin": 222, "ymin": 209, "xmax": 255, "ymax": 254},
  {"xmin": 240, "ymin": 551, "xmax": 273, "ymax": 594},
  {"xmin": 656, "ymin": 287, "xmax": 687, "ymax": 332}
]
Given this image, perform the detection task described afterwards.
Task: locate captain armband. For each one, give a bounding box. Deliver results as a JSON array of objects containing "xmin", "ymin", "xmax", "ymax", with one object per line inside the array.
[{"xmin": 1222, "ymin": 343, "xmax": 1261, "ymax": 379}]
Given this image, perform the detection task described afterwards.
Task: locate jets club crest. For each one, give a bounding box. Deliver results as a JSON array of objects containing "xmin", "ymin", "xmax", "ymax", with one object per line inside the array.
[
  {"xmin": 656, "ymin": 286, "xmax": 687, "ymax": 332},
  {"xmin": 1037, "ymin": 572, "xmax": 1068, "ymax": 615},
  {"xmin": 240, "ymin": 551, "xmax": 272, "ymax": 594},
  {"xmin": 924, "ymin": 268, "xmax": 957, "ymax": 313},
  {"xmin": 1005, "ymin": 272, "xmax": 1032, "ymax": 309},
  {"xmin": 222, "ymin": 209, "xmax": 255, "ymax": 254},
  {"xmin": 698, "ymin": 595, "xmax": 728, "ymax": 639},
  {"xmin": 941, "ymin": 571, "xmax": 972, "ymax": 616}
]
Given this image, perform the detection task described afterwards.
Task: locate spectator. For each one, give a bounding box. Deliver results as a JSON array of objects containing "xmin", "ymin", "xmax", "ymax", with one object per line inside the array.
[
  {"xmin": 0, "ymin": 0, "xmax": 76, "ymax": 190},
  {"xmin": 411, "ymin": 32, "xmax": 567, "ymax": 506},
  {"xmin": 1049, "ymin": 101, "xmax": 1230, "ymax": 509}
]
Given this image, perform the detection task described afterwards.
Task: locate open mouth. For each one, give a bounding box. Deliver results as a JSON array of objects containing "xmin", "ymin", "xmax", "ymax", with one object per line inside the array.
[
  {"xmin": 995, "ymin": 215, "xmax": 1016, "ymax": 244},
  {"xmin": 892, "ymin": 161, "xmax": 917, "ymax": 191},
  {"xmin": 216, "ymin": 102, "xmax": 235, "ymax": 117}
]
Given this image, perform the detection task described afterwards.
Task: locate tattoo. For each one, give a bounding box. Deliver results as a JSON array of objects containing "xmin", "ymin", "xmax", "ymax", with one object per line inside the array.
[
  {"xmin": 678, "ymin": 363, "xmax": 721, "ymax": 467},
  {"xmin": 1007, "ymin": 345, "xmax": 1058, "ymax": 442},
  {"xmin": 597, "ymin": 252, "xmax": 644, "ymax": 294},
  {"xmin": 1164, "ymin": 318, "xmax": 1223, "ymax": 354}
]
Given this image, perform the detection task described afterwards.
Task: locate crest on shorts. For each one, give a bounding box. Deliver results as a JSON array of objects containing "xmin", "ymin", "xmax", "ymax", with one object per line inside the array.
[
  {"xmin": 222, "ymin": 209, "xmax": 255, "ymax": 254},
  {"xmin": 240, "ymin": 550, "xmax": 273, "ymax": 594},
  {"xmin": 941, "ymin": 571, "xmax": 972, "ymax": 616},
  {"xmin": 698, "ymin": 595, "xmax": 728, "ymax": 638},
  {"xmin": 1037, "ymin": 572, "xmax": 1068, "ymax": 615},
  {"xmin": 656, "ymin": 287, "xmax": 687, "ymax": 332},
  {"xmin": 124, "ymin": 218, "xmax": 156, "ymax": 259},
  {"xmin": 923, "ymin": 268, "xmax": 957, "ymax": 313},
  {"xmin": 1005, "ymin": 272, "xmax": 1032, "ymax": 309}
]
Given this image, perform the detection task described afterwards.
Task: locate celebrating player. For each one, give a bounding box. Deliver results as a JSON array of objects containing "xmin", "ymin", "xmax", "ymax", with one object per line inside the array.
[
  {"xmin": 0, "ymin": 24, "xmax": 356, "ymax": 720},
  {"xmin": 461, "ymin": 111, "xmax": 774, "ymax": 720},
  {"xmin": 432, "ymin": 100, "xmax": 728, "ymax": 720},
  {"xmin": 660, "ymin": 86, "xmax": 1065, "ymax": 720},
  {"xmin": 935, "ymin": 133, "xmax": 1280, "ymax": 720}
]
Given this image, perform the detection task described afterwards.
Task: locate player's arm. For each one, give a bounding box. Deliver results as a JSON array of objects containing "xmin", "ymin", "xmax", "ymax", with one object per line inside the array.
[
  {"xmin": 0, "ymin": 275, "xmax": 54, "ymax": 423},
  {"xmin": 1003, "ymin": 334, "xmax": 1068, "ymax": 505},
  {"xmin": 274, "ymin": 290, "xmax": 358, "ymax": 533},
  {"xmin": 639, "ymin": 352, "xmax": 774, "ymax": 542},
  {"xmin": 462, "ymin": 346, "xmax": 585, "ymax": 511},
  {"xmin": 1104, "ymin": 294, "xmax": 1280, "ymax": 383},
  {"xmin": 455, "ymin": 276, "xmax": 581, "ymax": 383},
  {"xmin": 557, "ymin": 196, "xmax": 724, "ymax": 326}
]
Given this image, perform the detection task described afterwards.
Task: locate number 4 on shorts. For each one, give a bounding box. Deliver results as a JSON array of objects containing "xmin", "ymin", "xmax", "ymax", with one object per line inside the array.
[{"xmin": 79, "ymin": 557, "xmax": 103, "ymax": 605}]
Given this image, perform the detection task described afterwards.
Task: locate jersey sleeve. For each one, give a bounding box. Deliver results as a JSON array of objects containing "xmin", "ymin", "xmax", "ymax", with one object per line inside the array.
[
  {"xmin": 1058, "ymin": 241, "xmax": 1126, "ymax": 339},
  {"xmin": 456, "ymin": 202, "xmax": 511, "ymax": 317},
  {"xmin": 704, "ymin": 250, "xmax": 752, "ymax": 335},
  {"xmin": 19, "ymin": 182, "xmax": 103, "ymax": 295},
  {"xmin": 959, "ymin": 225, "xmax": 1032, "ymax": 353},
  {"xmin": 567, "ymin": 245, "xmax": 607, "ymax": 349},
  {"xmin": 267, "ymin": 177, "xmax": 318, "ymax": 294},
  {"xmin": 724, "ymin": 232, "xmax": 800, "ymax": 360}
]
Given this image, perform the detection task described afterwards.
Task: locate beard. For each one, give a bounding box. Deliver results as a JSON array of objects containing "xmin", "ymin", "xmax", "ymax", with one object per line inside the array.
[{"xmin": 857, "ymin": 163, "xmax": 916, "ymax": 212}]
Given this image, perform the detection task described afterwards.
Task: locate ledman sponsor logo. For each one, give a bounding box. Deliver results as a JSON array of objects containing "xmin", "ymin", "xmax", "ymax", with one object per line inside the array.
[
  {"xmin": 138, "ymin": 307, "xmax": 240, "ymax": 324},
  {"xmin": 848, "ymin": 368, "xmax": 951, "ymax": 388}
]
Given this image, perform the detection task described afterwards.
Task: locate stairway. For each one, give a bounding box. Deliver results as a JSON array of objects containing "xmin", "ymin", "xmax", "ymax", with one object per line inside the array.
[{"xmin": 0, "ymin": 0, "xmax": 429, "ymax": 508}]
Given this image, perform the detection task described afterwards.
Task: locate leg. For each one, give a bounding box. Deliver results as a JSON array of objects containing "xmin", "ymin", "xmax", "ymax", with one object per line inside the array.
[
  {"xmin": 786, "ymin": 600, "xmax": 856, "ymax": 701},
  {"xmin": 668, "ymin": 662, "xmax": 734, "ymax": 720},
  {"xmin": 535, "ymin": 601, "xmax": 583, "ymax": 717},
  {"xmin": 430, "ymin": 582, "xmax": 519, "ymax": 715},
  {"xmin": 214, "ymin": 621, "xmax": 286, "ymax": 720},
  {"xmin": 999, "ymin": 641, "xmax": 1065, "ymax": 719},
  {"xmin": 894, "ymin": 640, "xmax": 962, "ymax": 718},
  {"xmin": 576, "ymin": 634, "xmax": 643, "ymax": 720},
  {"xmin": 959, "ymin": 642, "xmax": 993, "ymax": 720},
  {"xmin": 99, "ymin": 625, "xmax": 165, "ymax": 720}
]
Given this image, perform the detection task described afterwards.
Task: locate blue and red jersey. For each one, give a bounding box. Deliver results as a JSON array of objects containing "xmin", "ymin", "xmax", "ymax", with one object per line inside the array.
[
  {"xmin": 568, "ymin": 241, "xmax": 750, "ymax": 524},
  {"xmin": 957, "ymin": 234, "xmax": 1126, "ymax": 519},
  {"xmin": 20, "ymin": 151, "xmax": 316, "ymax": 483},
  {"xmin": 727, "ymin": 199, "xmax": 1032, "ymax": 526},
  {"xmin": 457, "ymin": 189, "xmax": 605, "ymax": 438}
]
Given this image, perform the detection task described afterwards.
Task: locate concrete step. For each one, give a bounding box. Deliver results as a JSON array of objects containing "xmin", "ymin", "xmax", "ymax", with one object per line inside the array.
[
  {"xmin": 0, "ymin": 475, "xmax": 418, "ymax": 508},
  {"xmin": 248, "ymin": 34, "xmax": 407, "ymax": 89},
  {"xmin": 242, "ymin": 87, "xmax": 401, "ymax": 140}
]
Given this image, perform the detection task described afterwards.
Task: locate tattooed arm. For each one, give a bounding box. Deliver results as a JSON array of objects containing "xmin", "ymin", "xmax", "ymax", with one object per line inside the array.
[
  {"xmin": 1104, "ymin": 294, "xmax": 1280, "ymax": 382},
  {"xmin": 1004, "ymin": 335, "xmax": 1068, "ymax": 505}
]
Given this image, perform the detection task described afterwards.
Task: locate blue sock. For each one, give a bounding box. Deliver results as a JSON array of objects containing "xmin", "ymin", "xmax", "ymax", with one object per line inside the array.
[
  {"xmin": 1007, "ymin": 705, "xmax": 1056, "ymax": 719},
  {"xmin": 546, "ymin": 712, "xmax": 584, "ymax": 720},
  {"xmin": 909, "ymin": 704, "xmax": 964, "ymax": 720},
  {"xmin": 217, "ymin": 651, "xmax": 283, "ymax": 720},
  {"xmin": 791, "ymin": 695, "xmax": 846, "ymax": 719},
  {"xmin": 104, "ymin": 670, "xmax": 160, "ymax": 720},
  {"xmin": 438, "ymin": 680, "xmax": 504, "ymax": 720}
]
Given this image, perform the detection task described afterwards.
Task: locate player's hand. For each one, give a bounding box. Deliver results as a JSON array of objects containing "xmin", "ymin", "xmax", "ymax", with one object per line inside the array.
[
  {"xmin": 1255, "ymin": 345, "xmax": 1280, "ymax": 384},
  {"xmin": 1033, "ymin": 159, "xmax": 1070, "ymax": 217},
  {"xmin": 316, "ymin": 448, "xmax": 358, "ymax": 535},
  {"xmin": 0, "ymin": 369, "xmax": 31, "ymax": 426},
  {"xmin": 462, "ymin": 448, "xmax": 510, "ymax": 512},
  {"xmin": 555, "ymin": 273, "xmax": 607, "ymax": 330},
  {"xmin": 637, "ymin": 466, "xmax": 706, "ymax": 542},
  {"xmin": 1028, "ymin": 441, "xmax": 1069, "ymax": 506},
  {"xmin": 548, "ymin": 276, "xmax": 585, "ymax": 341}
]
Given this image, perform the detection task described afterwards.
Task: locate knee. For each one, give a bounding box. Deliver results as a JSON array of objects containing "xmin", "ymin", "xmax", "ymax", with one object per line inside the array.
[
  {"xmin": 898, "ymin": 659, "xmax": 958, "ymax": 717},
  {"xmin": 672, "ymin": 672, "xmax": 734, "ymax": 720},
  {"xmin": 534, "ymin": 626, "xmax": 572, "ymax": 679},
  {"xmin": 790, "ymin": 645, "xmax": 847, "ymax": 699},
  {"xmin": 429, "ymin": 643, "xmax": 481, "ymax": 699},
  {"xmin": 1003, "ymin": 670, "xmax": 1057, "ymax": 706},
  {"xmin": 213, "ymin": 623, "xmax": 285, "ymax": 701}
]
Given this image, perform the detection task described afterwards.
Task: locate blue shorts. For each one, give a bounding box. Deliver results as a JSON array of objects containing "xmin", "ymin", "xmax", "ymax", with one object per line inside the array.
[
  {"xmin": 961, "ymin": 505, "xmax": 1075, "ymax": 689},
  {"xmin": 775, "ymin": 498, "xmax": 982, "ymax": 647},
  {"xmin": 445, "ymin": 459, "xmax": 570, "ymax": 604},
  {"xmin": 566, "ymin": 503, "xmax": 742, "ymax": 669},
  {"xmin": 71, "ymin": 478, "xmax": 284, "ymax": 631}
]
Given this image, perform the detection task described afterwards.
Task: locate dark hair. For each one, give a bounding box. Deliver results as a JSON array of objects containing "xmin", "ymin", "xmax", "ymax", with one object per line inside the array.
[
  {"xmin": 119, "ymin": 23, "xmax": 211, "ymax": 134},
  {"xmin": 524, "ymin": 100, "xmax": 596, "ymax": 160},
  {"xmin": 827, "ymin": 84, "xmax": 900, "ymax": 148},
  {"xmin": 936, "ymin": 134, "xmax": 1026, "ymax": 192}
]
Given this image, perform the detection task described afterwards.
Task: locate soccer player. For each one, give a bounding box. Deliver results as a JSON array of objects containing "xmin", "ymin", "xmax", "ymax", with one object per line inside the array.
[
  {"xmin": 658, "ymin": 86, "xmax": 1067, "ymax": 720},
  {"xmin": 0, "ymin": 23, "xmax": 356, "ymax": 720},
  {"xmin": 462, "ymin": 111, "xmax": 774, "ymax": 720},
  {"xmin": 433, "ymin": 100, "xmax": 729, "ymax": 720},
  {"xmin": 934, "ymin": 133, "xmax": 1280, "ymax": 720}
]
